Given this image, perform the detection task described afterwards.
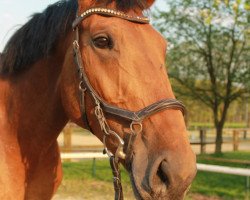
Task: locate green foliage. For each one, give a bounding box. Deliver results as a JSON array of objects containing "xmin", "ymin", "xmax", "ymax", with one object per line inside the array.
[
  {"xmin": 154, "ymin": 0, "xmax": 250, "ymax": 105},
  {"xmin": 153, "ymin": 0, "xmax": 250, "ymax": 153}
]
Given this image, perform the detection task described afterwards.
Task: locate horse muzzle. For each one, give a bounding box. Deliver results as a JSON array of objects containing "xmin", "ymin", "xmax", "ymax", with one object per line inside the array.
[{"xmin": 130, "ymin": 143, "xmax": 197, "ymax": 200}]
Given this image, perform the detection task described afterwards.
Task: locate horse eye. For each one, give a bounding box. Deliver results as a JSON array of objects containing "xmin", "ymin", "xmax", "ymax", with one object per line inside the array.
[{"xmin": 93, "ymin": 36, "xmax": 112, "ymax": 49}]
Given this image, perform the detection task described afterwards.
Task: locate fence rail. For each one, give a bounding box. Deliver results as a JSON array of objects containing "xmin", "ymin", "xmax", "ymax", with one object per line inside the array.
[
  {"xmin": 61, "ymin": 152, "xmax": 107, "ymax": 159},
  {"xmin": 60, "ymin": 124, "xmax": 250, "ymax": 154},
  {"xmin": 197, "ymin": 163, "xmax": 250, "ymax": 176},
  {"xmin": 190, "ymin": 128, "xmax": 250, "ymax": 154},
  {"xmin": 61, "ymin": 152, "xmax": 250, "ymax": 177}
]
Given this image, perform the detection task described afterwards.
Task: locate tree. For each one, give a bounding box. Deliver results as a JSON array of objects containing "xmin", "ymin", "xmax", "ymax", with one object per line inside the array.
[{"xmin": 154, "ymin": 0, "xmax": 250, "ymax": 153}]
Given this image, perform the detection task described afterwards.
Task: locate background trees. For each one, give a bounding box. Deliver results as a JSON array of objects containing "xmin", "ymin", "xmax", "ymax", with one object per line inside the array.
[{"xmin": 154, "ymin": 0, "xmax": 250, "ymax": 153}]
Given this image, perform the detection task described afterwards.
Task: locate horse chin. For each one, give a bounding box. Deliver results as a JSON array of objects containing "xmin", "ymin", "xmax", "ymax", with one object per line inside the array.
[{"xmin": 129, "ymin": 171, "xmax": 186, "ymax": 200}]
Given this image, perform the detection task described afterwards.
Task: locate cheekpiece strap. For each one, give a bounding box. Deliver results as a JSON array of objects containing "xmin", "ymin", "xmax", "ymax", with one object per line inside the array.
[{"xmin": 72, "ymin": 7, "xmax": 150, "ymax": 29}]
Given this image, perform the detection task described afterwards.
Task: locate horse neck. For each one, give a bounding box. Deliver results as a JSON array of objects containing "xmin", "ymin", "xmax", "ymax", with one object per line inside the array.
[{"xmin": 1, "ymin": 53, "xmax": 68, "ymax": 148}]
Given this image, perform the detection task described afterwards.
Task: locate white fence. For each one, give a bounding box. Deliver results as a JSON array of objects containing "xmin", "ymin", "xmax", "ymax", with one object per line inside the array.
[
  {"xmin": 61, "ymin": 152, "xmax": 250, "ymax": 176},
  {"xmin": 197, "ymin": 163, "xmax": 250, "ymax": 176},
  {"xmin": 61, "ymin": 152, "xmax": 107, "ymax": 159}
]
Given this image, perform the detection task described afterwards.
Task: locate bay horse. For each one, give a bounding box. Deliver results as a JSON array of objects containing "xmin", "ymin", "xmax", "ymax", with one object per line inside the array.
[{"xmin": 0, "ymin": 0, "xmax": 196, "ymax": 199}]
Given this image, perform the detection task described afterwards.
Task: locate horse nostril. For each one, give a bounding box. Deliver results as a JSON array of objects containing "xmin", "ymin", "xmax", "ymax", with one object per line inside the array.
[{"xmin": 157, "ymin": 161, "xmax": 170, "ymax": 186}]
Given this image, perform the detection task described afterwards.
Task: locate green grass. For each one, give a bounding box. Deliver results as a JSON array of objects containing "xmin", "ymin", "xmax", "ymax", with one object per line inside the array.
[
  {"xmin": 191, "ymin": 151, "xmax": 250, "ymax": 199},
  {"xmin": 57, "ymin": 151, "xmax": 250, "ymax": 199},
  {"xmin": 62, "ymin": 159, "xmax": 130, "ymax": 183},
  {"xmin": 57, "ymin": 159, "xmax": 135, "ymax": 199}
]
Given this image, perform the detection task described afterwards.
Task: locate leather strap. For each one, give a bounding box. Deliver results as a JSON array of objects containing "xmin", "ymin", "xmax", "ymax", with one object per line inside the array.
[
  {"xmin": 73, "ymin": 39, "xmax": 185, "ymax": 123},
  {"xmin": 72, "ymin": 8, "xmax": 185, "ymax": 127},
  {"xmin": 124, "ymin": 132, "xmax": 137, "ymax": 169},
  {"xmin": 72, "ymin": 7, "xmax": 149, "ymax": 29},
  {"xmin": 110, "ymin": 156, "xmax": 124, "ymax": 200}
]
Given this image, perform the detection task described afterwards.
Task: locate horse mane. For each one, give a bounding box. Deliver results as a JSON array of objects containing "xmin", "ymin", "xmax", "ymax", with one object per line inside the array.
[{"xmin": 0, "ymin": 0, "xmax": 147, "ymax": 75}]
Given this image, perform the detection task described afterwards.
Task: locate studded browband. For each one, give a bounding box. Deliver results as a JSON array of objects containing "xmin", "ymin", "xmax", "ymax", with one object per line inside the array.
[{"xmin": 72, "ymin": 7, "xmax": 150, "ymax": 29}]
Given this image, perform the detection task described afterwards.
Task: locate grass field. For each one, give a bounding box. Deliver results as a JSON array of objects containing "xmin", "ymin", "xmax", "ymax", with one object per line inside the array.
[
  {"xmin": 55, "ymin": 151, "xmax": 250, "ymax": 200},
  {"xmin": 193, "ymin": 151, "xmax": 250, "ymax": 199}
]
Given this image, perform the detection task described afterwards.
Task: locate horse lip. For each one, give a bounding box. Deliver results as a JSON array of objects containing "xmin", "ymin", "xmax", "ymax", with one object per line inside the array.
[
  {"xmin": 129, "ymin": 170, "xmax": 144, "ymax": 200},
  {"xmin": 130, "ymin": 168, "xmax": 169, "ymax": 200},
  {"xmin": 130, "ymin": 160, "xmax": 152, "ymax": 200},
  {"xmin": 129, "ymin": 155, "xmax": 168, "ymax": 200}
]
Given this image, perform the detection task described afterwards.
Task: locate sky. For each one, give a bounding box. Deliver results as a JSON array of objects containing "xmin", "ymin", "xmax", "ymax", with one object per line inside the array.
[{"xmin": 0, "ymin": 0, "xmax": 167, "ymax": 51}]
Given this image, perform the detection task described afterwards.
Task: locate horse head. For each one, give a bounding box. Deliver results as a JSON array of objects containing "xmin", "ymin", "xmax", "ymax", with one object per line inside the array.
[{"xmin": 60, "ymin": 0, "xmax": 196, "ymax": 199}]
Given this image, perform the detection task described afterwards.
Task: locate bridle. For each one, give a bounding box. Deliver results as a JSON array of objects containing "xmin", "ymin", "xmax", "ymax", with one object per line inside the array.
[{"xmin": 72, "ymin": 7, "xmax": 186, "ymax": 200}]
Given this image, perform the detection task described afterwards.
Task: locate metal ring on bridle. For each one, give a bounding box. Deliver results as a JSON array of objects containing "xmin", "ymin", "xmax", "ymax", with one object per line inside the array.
[
  {"xmin": 79, "ymin": 81, "xmax": 86, "ymax": 91},
  {"xmin": 130, "ymin": 121, "xmax": 143, "ymax": 134}
]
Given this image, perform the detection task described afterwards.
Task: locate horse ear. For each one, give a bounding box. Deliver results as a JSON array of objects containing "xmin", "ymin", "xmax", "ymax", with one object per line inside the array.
[{"xmin": 146, "ymin": 0, "xmax": 155, "ymax": 8}]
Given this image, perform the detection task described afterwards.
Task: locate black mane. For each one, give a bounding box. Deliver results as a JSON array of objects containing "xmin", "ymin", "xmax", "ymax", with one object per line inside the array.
[
  {"xmin": 0, "ymin": 0, "xmax": 147, "ymax": 75},
  {"xmin": 0, "ymin": 0, "xmax": 77, "ymax": 75}
]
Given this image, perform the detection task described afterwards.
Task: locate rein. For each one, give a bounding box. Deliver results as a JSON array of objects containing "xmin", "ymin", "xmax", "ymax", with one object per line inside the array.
[{"xmin": 72, "ymin": 7, "xmax": 186, "ymax": 200}]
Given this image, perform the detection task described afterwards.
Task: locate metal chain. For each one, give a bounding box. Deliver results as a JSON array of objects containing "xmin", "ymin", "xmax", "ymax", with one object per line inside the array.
[{"xmin": 92, "ymin": 93, "xmax": 126, "ymax": 161}]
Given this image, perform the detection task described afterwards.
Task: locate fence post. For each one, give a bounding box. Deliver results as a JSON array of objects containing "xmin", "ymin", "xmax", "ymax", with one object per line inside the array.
[
  {"xmin": 246, "ymin": 176, "xmax": 250, "ymax": 200},
  {"xmin": 63, "ymin": 123, "xmax": 72, "ymax": 152},
  {"xmin": 92, "ymin": 158, "xmax": 96, "ymax": 177},
  {"xmin": 244, "ymin": 130, "xmax": 247, "ymax": 140},
  {"xmin": 200, "ymin": 129, "xmax": 206, "ymax": 154},
  {"xmin": 233, "ymin": 130, "xmax": 239, "ymax": 151}
]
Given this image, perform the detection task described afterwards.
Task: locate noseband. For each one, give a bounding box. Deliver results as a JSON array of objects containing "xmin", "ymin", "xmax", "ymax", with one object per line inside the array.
[{"xmin": 72, "ymin": 7, "xmax": 185, "ymax": 200}]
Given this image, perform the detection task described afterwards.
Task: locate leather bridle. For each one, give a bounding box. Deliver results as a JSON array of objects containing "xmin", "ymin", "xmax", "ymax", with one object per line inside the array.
[{"xmin": 72, "ymin": 7, "xmax": 186, "ymax": 200}]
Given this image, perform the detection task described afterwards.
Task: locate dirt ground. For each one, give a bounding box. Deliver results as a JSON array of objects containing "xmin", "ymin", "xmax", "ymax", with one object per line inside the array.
[{"xmin": 53, "ymin": 193, "xmax": 222, "ymax": 200}]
